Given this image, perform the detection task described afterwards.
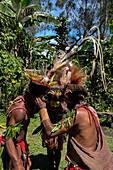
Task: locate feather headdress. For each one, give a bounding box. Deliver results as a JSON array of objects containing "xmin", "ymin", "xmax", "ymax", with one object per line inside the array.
[
  {"xmin": 54, "ymin": 62, "xmax": 88, "ymax": 100},
  {"xmin": 52, "ymin": 25, "xmax": 107, "ymax": 92},
  {"xmin": 55, "ymin": 62, "xmax": 85, "ymax": 88}
]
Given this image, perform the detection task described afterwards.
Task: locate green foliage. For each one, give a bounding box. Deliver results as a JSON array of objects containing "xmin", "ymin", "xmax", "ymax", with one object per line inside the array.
[
  {"xmin": 105, "ymin": 136, "xmax": 113, "ymax": 153},
  {"xmin": 26, "ymin": 116, "xmax": 67, "ymax": 169},
  {"xmin": 99, "ymin": 115, "xmax": 112, "ymax": 125},
  {"xmin": 0, "ymin": 50, "xmax": 27, "ymax": 110},
  {"xmin": 2, "ymin": 121, "xmax": 23, "ymax": 140},
  {"xmin": 55, "ymin": 17, "xmax": 69, "ymax": 50},
  {"xmin": 109, "ymin": 20, "xmax": 113, "ymax": 34},
  {"xmin": 51, "ymin": 122, "xmax": 63, "ymax": 133},
  {"xmin": 52, "ymin": 109, "xmax": 75, "ymax": 132},
  {"xmin": 0, "ymin": 0, "xmax": 61, "ymax": 111},
  {"xmin": 12, "ymin": 0, "xmax": 22, "ymax": 6},
  {"xmin": 0, "ymin": 112, "xmax": 6, "ymax": 125},
  {"xmin": 70, "ymin": 39, "xmax": 113, "ymax": 112},
  {"xmin": 0, "ymin": 0, "xmax": 60, "ymax": 28},
  {"xmin": 34, "ymin": 12, "xmax": 60, "ymax": 26},
  {"xmin": 19, "ymin": 0, "xmax": 31, "ymax": 8},
  {"xmin": 0, "ymin": 1, "xmax": 16, "ymax": 17},
  {"xmin": 99, "ymin": 117, "xmax": 107, "ymax": 123},
  {"xmin": 0, "ymin": 0, "xmax": 60, "ymax": 69}
]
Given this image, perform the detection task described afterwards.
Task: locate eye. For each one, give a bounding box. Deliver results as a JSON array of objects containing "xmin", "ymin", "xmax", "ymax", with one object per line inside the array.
[
  {"xmin": 47, "ymin": 93, "xmax": 53, "ymax": 99},
  {"xmin": 59, "ymin": 95, "xmax": 64, "ymax": 101}
]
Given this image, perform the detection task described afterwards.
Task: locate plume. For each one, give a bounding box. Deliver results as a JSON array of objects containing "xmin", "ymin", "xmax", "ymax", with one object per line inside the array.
[
  {"xmin": 69, "ymin": 65, "xmax": 85, "ymax": 85},
  {"xmin": 55, "ymin": 63, "xmax": 85, "ymax": 88},
  {"xmin": 51, "ymin": 25, "xmax": 107, "ymax": 92}
]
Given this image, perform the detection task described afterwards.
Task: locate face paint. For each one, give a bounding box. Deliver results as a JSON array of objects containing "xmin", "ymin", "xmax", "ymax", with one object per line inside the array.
[
  {"xmin": 47, "ymin": 87, "xmax": 63, "ymax": 108},
  {"xmin": 64, "ymin": 93, "xmax": 69, "ymax": 99},
  {"xmin": 50, "ymin": 100, "xmax": 60, "ymax": 108}
]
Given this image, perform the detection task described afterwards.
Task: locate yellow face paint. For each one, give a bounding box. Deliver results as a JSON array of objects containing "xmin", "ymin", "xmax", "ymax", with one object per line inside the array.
[
  {"xmin": 64, "ymin": 93, "xmax": 69, "ymax": 99},
  {"xmin": 50, "ymin": 101, "xmax": 60, "ymax": 108},
  {"xmin": 48, "ymin": 87, "xmax": 63, "ymax": 108}
]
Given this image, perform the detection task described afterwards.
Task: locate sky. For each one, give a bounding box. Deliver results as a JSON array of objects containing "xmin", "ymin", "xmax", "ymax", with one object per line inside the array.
[
  {"xmin": 35, "ymin": 0, "xmax": 80, "ymax": 43},
  {"xmin": 35, "ymin": 0, "xmax": 64, "ymax": 38}
]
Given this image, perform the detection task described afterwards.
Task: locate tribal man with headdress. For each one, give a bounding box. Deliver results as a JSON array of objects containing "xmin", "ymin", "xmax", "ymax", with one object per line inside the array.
[
  {"xmin": 41, "ymin": 83, "xmax": 67, "ymax": 170},
  {"xmin": 36, "ymin": 64, "xmax": 113, "ymax": 170},
  {"xmin": 0, "ymin": 68, "xmax": 55, "ymax": 170}
]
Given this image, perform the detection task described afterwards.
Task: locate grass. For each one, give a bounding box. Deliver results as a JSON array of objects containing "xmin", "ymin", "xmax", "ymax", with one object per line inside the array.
[
  {"xmin": 105, "ymin": 136, "xmax": 113, "ymax": 153},
  {"xmin": 27, "ymin": 115, "xmax": 67, "ymax": 170},
  {"xmin": 0, "ymin": 112, "xmax": 113, "ymax": 170}
]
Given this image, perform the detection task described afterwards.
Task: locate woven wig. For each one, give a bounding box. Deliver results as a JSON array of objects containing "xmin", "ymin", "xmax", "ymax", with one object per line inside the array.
[
  {"xmin": 26, "ymin": 73, "xmax": 51, "ymax": 97},
  {"xmin": 29, "ymin": 80, "xmax": 51, "ymax": 97}
]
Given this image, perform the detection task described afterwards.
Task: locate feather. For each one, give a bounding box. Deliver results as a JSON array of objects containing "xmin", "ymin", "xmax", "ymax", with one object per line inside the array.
[
  {"xmin": 66, "ymin": 71, "xmax": 71, "ymax": 84},
  {"xmin": 69, "ymin": 66, "xmax": 85, "ymax": 85}
]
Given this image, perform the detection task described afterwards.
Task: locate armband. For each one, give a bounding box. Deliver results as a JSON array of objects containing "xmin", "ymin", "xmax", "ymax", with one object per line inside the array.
[{"xmin": 39, "ymin": 108, "xmax": 50, "ymax": 122}]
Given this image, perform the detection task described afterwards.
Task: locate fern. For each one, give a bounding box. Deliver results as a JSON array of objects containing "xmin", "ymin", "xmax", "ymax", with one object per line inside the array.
[
  {"xmin": 2, "ymin": 122, "xmax": 23, "ymax": 141},
  {"xmin": 51, "ymin": 109, "xmax": 76, "ymax": 132}
]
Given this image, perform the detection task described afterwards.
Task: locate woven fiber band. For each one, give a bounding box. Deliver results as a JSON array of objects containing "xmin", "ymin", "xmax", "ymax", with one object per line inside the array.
[{"xmin": 40, "ymin": 108, "xmax": 50, "ymax": 122}]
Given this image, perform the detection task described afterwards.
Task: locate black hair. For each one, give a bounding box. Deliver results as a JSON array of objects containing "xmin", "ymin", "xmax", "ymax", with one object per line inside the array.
[{"xmin": 64, "ymin": 84, "xmax": 88, "ymax": 102}]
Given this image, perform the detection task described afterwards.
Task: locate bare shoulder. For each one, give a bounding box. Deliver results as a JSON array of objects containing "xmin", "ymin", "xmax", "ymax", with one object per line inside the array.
[
  {"xmin": 76, "ymin": 107, "xmax": 88, "ymax": 116},
  {"xmin": 75, "ymin": 107, "xmax": 89, "ymax": 123},
  {"xmin": 8, "ymin": 106, "xmax": 27, "ymax": 126},
  {"xmin": 13, "ymin": 108, "xmax": 27, "ymax": 122}
]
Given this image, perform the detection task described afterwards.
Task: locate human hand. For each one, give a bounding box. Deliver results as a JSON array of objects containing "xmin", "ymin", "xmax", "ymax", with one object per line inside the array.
[
  {"xmin": 45, "ymin": 137, "xmax": 58, "ymax": 149},
  {"xmin": 11, "ymin": 162, "xmax": 25, "ymax": 170},
  {"xmin": 17, "ymin": 165, "xmax": 25, "ymax": 170},
  {"xmin": 35, "ymin": 97, "xmax": 46, "ymax": 109}
]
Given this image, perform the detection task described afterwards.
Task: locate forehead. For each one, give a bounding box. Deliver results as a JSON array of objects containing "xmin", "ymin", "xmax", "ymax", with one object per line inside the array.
[
  {"xmin": 47, "ymin": 87, "xmax": 63, "ymax": 101},
  {"xmin": 49, "ymin": 87, "xmax": 61, "ymax": 94}
]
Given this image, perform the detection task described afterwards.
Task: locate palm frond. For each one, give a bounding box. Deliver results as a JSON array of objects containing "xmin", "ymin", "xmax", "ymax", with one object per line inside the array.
[{"xmin": 0, "ymin": 1, "xmax": 16, "ymax": 17}]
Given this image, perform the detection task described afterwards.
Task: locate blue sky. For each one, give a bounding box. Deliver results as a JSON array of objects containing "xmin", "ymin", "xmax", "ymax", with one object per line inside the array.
[
  {"xmin": 35, "ymin": 0, "xmax": 80, "ymax": 41},
  {"xmin": 35, "ymin": 0, "xmax": 86, "ymax": 43},
  {"xmin": 35, "ymin": 0, "xmax": 64, "ymax": 38}
]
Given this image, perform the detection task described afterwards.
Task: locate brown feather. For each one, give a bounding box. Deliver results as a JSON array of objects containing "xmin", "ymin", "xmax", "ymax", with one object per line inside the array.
[
  {"xmin": 69, "ymin": 65, "xmax": 85, "ymax": 85},
  {"xmin": 55, "ymin": 64, "xmax": 85, "ymax": 87}
]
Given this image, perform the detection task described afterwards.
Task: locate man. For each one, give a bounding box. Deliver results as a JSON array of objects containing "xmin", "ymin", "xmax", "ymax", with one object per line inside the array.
[
  {"xmin": 0, "ymin": 61, "xmax": 67, "ymax": 169},
  {"xmin": 0, "ymin": 76, "xmax": 51, "ymax": 170},
  {"xmin": 41, "ymin": 85, "xmax": 66, "ymax": 170},
  {"xmin": 36, "ymin": 65, "xmax": 113, "ymax": 170}
]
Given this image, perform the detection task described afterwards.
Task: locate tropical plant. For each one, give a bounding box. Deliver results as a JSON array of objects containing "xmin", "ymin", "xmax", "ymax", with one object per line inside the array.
[
  {"xmin": 54, "ymin": 17, "xmax": 70, "ymax": 50},
  {"xmin": 0, "ymin": 0, "xmax": 59, "ymax": 28},
  {"xmin": 0, "ymin": 0, "xmax": 60, "ymax": 65},
  {"xmin": 0, "ymin": 50, "xmax": 26, "ymax": 111},
  {"xmin": 0, "ymin": 0, "xmax": 61, "ymax": 111}
]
